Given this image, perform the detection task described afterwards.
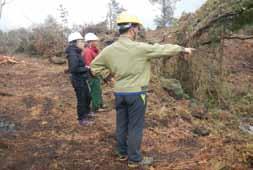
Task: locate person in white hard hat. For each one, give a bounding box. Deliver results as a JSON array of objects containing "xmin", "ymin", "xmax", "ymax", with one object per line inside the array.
[
  {"xmin": 65, "ymin": 32, "xmax": 94, "ymax": 126},
  {"xmin": 83, "ymin": 33, "xmax": 105, "ymax": 113}
]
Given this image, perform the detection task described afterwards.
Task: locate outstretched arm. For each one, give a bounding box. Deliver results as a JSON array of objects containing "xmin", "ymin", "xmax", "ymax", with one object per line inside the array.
[{"xmin": 138, "ymin": 42, "xmax": 195, "ymax": 60}]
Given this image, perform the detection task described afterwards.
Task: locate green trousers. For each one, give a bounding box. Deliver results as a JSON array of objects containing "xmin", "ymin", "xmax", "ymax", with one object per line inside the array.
[{"xmin": 88, "ymin": 76, "xmax": 103, "ymax": 112}]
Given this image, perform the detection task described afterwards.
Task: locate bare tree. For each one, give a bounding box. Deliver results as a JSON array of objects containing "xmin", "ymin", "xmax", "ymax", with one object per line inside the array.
[
  {"xmin": 0, "ymin": 0, "xmax": 6, "ymax": 19},
  {"xmin": 149, "ymin": 0, "xmax": 180, "ymax": 28},
  {"xmin": 57, "ymin": 4, "xmax": 70, "ymax": 53},
  {"xmin": 106, "ymin": 0, "xmax": 125, "ymax": 31},
  {"xmin": 57, "ymin": 4, "xmax": 68, "ymax": 27}
]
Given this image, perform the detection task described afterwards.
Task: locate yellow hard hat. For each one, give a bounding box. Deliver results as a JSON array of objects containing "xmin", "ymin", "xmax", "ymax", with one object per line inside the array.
[{"xmin": 116, "ymin": 12, "xmax": 142, "ymax": 25}]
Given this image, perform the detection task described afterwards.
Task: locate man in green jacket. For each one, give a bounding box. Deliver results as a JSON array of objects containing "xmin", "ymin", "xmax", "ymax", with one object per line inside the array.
[{"xmin": 91, "ymin": 12, "xmax": 194, "ymax": 168}]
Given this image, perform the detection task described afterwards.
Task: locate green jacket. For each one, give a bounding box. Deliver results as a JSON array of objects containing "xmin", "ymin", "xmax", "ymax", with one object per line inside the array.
[{"xmin": 90, "ymin": 35, "xmax": 185, "ymax": 93}]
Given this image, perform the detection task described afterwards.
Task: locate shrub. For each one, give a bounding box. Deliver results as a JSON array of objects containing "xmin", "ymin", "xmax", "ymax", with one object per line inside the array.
[{"xmin": 0, "ymin": 15, "xmax": 69, "ymax": 57}]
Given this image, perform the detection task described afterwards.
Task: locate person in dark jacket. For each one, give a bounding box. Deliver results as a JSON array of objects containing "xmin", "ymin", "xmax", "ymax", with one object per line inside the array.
[{"xmin": 65, "ymin": 32, "xmax": 93, "ymax": 126}]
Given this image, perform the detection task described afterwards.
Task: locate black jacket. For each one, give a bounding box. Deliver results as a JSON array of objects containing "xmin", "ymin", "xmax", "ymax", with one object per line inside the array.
[{"xmin": 65, "ymin": 45, "xmax": 89, "ymax": 79}]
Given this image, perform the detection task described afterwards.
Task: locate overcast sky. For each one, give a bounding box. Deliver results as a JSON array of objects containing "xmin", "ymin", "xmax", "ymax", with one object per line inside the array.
[{"xmin": 0, "ymin": 0, "xmax": 206, "ymax": 31}]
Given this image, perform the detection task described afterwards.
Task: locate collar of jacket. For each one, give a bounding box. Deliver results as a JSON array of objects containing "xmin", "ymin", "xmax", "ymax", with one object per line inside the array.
[
  {"xmin": 65, "ymin": 45, "xmax": 82, "ymax": 54},
  {"xmin": 119, "ymin": 35, "xmax": 133, "ymax": 41}
]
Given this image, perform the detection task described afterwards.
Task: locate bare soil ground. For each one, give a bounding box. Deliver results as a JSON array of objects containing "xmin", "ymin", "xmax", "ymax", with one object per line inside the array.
[{"xmin": 0, "ymin": 54, "xmax": 252, "ymax": 170}]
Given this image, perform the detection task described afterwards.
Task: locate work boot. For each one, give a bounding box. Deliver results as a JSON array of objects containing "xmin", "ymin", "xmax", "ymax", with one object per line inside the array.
[
  {"xmin": 87, "ymin": 112, "xmax": 96, "ymax": 117},
  {"xmin": 128, "ymin": 156, "xmax": 154, "ymax": 168},
  {"xmin": 78, "ymin": 119, "xmax": 94, "ymax": 126},
  {"xmin": 115, "ymin": 151, "xmax": 128, "ymax": 161},
  {"xmin": 101, "ymin": 104, "xmax": 109, "ymax": 109},
  {"xmin": 96, "ymin": 108, "xmax": 108, "ymax": 112}
]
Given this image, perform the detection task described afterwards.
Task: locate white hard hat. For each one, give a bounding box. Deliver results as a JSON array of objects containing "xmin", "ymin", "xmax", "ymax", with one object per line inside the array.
[
  {"xmin": 68, "ymin": 32, "xmax": 84, "ymax": 42},
  {"xmin": 84, "ymin": 33, "xmax": 99, "ymax": 42}
]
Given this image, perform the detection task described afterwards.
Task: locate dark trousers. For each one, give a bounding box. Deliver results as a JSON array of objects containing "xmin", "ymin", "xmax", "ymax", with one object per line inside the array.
[
  {"xmin": 115, "ymin": 93, "xmax": 147, "ymax": 162},
  {"xmin": 71, "ymin": 76, "xmax": 91, "ymax": 120}
]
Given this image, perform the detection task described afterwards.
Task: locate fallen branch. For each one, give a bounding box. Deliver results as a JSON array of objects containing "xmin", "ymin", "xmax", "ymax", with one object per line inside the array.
[
  {"xmin": 224, "ymin": 34, "xmax": 253, "ymax": 40},
  {"xmin": 0, "ymin": 91, "xmax": 14, "ymax": 96},
  {"xmin": 0, "ymin": 56, "xmax": 18, "ymax": 64}
]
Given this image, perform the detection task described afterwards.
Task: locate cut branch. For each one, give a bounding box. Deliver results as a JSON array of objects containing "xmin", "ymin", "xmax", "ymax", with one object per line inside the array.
[
  {"xmin": 0, "ymin": 91, "xmax": 14, "ymax": 97},
  {"xmin": 224, "ymin": 34, "xmax": 253, "ymax": 40}
]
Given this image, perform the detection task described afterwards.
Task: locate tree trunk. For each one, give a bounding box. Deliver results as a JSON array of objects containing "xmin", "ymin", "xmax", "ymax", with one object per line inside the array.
[
  {"xmin": 162, "ymin": 0, "xmax": 166, "ymax": 27},
  {"xmin": 107, "ymin": 3, "xmax": 113, "ymax": 31},
  {"xmin": 0, "ymin": 0, "xmax": 6, "ymax": 19}
]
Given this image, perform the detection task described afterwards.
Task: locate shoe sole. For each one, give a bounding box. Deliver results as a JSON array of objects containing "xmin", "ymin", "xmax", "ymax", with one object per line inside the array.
[
  {"xmin": 128, "ymin": 159, "xmax": 153, "ymax": 168},
  {"xmin": 128, "ymin": 163, "xmax": 140, "ymax": 168},
  {"xmin": 97, "ymin": 109, "xmax": 110, "ymax": 113},
  {"xmin": 79, "ymin": 123, "xmax": 94, "ymax": 126},
  {"xmin": 117, "ymin": 157, "xmax": 128, "ymax": 161}
]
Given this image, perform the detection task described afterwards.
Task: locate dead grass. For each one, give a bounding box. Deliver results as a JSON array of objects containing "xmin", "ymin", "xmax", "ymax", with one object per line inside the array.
[{"xmin": 0, "ymin": 55, "xmax": 252, "ymax": 170}]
